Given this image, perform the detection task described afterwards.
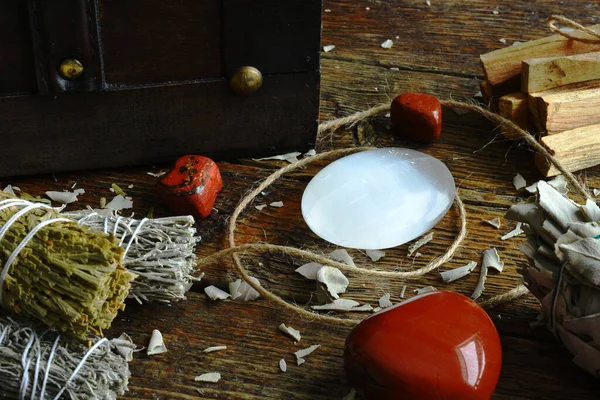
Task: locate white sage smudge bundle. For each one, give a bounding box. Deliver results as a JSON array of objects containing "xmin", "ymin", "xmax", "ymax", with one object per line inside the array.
[
  {"xmin": 0, "ymin": 315, "xmax": 131, "ymax": 399},
  {"xmin": 506, "ymin": 179, "xmax": 600, "ymax": 377},
  {"xmin": 63, "ymin": 209, "xmax": 201, "ymax": 303}
]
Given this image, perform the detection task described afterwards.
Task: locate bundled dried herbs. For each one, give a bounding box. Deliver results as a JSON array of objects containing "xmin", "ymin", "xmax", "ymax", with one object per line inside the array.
[
  {"xmin": 0, "ymin": 315, "xmax": 130, "ymax": 399},
  {"xmin": 0, "ymin": 193, "xmax": 135, "ymax": 341},
  {"xmin": 64, "ymin": 209, "xmax": 201, "ymax": 303},
  {"xmin": 506, "ymin": 180, "xmax": 600, "ymax": 377}
]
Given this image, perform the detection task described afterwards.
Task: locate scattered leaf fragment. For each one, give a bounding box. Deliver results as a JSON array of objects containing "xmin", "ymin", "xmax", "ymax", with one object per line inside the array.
[
  {"xmin": 400, "ymin": 285, "xmax": 407, "ymax": 298},
  {"xmin": 194, "ymin": 372, "xmax": 221, "ymax": 383},
  {"xmin": 279, "ymin": 359, "xmax": 287, "ymax": 372},
  {"xmin": 440, "ymin": 261, "xmax": 477, "ymax": 283},
  {"xmin": 99, "ymin": 197, "xmax": 107, "ymax": 209},
  {"xmin": 147, "ymin": 329, "xmax": 167, "ymax": 355},
  {"xmin": 295, "ymin": 262, "xmax": 322, "ymax": 280},
  {"xmin": 279, "ymin": 323, "xmax": 301, "ymax": 342},
  {"xmin": 482, "ymin": 248, "xmax": 504, "ymax": 272},
  {"xmin": 312, "ymin": 299, "xmax": 372, "ymax": 311},
  {"xmin": 378, "ymin": 293, "xmax": 393, "ymax": 308},
  {"xmin": 492, "ymin": 9, "xmax": 499, "ymax": 14},
  {"xmin": 485, "ymin": 217, "xmax": 501, "ymax": 228},
  {"xmin": 414, "ymin": 286, "xmax": 437, "ymax": 294},
  {"xmin": 317, "ymin": 266, "xmax": 349, "ymax": 299},
  {"xmin": 112, "ymin": 332, "xmax": 135, "ymax": 362},
  {"xmin": 270, "ymin": 201, "xmax": 284, "ymax": 208},
  {"xmin": 501, "ymin": 222, "xmax": 524, "ymax": 240},
  {"xmin": 111, "ymin": 183, "xmax": 127, "ymax": 197},
  {"xmin": 255, "ymin": 204, "xmax": 267, "ymax": 211},
  {"xmin": 297, "ymin": 358, "xmax": 306, "ymax": 366},
  {"xmin": 366, "ymin": 249, "xmax": 386, "ymax": 262},
  {"xmin": 471, "ymin": 263, "xmax": 488, "ymax": 300},
  {"xmin": 408, "ymin": 232, "xmax": 434, "ymax": 256},
  {"xmin": 343, "ymin": 389, "xmax": 357, "ymax": 400},
  {"xmin": 204, "ymin": 285, "xmax": 231, "ymax": 300},
  {"xmin": 381, "ymin": 39, "xmax": 393, "ymax": 49},
  {"xmin": 203, "ymin": 345, "xmax": 227, "ymax": 353},
  {"xmin": 512, "ymin": 173, "xmax": 526, "ymax": 190},
  {"xmin": 425, "ymin": 0, "xmax": 431, "ymax": 5},
  {"xmin": 294, "ymin": 344, "xmax": 320, "ymax": 362},
  {"xmin": 330, "ymin": 249, "xmax": 356, "ymax": 266},
  {"xmin": 594, "ymin": 188, "xmax": 600, "ymax": 197},
  {"xmin": 303, "ymin": 149, "xmax": 317, "ymax": 157},
  {"xmin": 229, "ymin": 277, "xmax": 261, "ymax": 301},
  {"xmin": 147, "ymin": 171, "xmax": 166, "ymax": 177},
  {"xmin": 499, "ymin": 38, "xmax": 507, "ymax": 44},
  {"xmin": 256, "ymin": 152, "xmax": 302, "ymax": 163},
  {"xmin": 3, "ymin": 185, "xmax": 16, "ymax": 194},
  {"xmin": 323, "ymin": 45, "xmax": 336, "ymax": 52},
  {"xmin": 45, "ymin": 190, "xmax": 83, "ymax": 204},
  {"xmin": 105, "ymin": 194, "xmax": 133, "ymax": 211}
]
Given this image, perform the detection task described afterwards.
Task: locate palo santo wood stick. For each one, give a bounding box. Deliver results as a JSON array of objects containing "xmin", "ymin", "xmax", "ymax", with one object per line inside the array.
[
  {"xmin": 535, "ymin": 123, "xmax": 600, "ymax": 176},
  {"xmin": 528, "ymin": 79, "xmax": 600, "ymax": 134},
  {"xmin": 480, "ymin": 24, "xmax": 600, "ymax": 91},
  {"xmin": 522, "ymin": 52, "xmax": 600, "ymax": 92},
  {"xmin": 498, "ymin": 92, "xmax": 536, "ymax": 138}
]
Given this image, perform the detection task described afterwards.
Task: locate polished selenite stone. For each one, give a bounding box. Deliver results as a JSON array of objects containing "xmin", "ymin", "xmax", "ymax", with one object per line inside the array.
[{"xmin": 301, "ymin": 148, "xmax": 456, "ymax": 250}]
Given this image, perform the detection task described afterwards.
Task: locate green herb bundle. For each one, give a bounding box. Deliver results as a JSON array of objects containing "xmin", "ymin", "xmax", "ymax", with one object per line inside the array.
[{"xmin": 0, "ymin": 193, "xmax": 135, "ymax": 341}]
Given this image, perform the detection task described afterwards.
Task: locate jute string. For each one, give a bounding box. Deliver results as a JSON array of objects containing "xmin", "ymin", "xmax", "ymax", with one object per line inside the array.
[{"xmin": 199, "ymin": 15, "xmax": 597, "ymax": 325}]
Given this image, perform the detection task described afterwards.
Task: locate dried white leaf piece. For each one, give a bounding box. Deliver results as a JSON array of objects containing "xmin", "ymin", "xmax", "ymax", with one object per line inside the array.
[
  {"xmin": 378, "ymin": 293, "xmax": 393, "ymax": 308},
  {"xmin": 414, "ymin": 286, "xmax": 437, "ymax": 294},
  {"xmin": 297, "ymin": 358, "xmax": 306, "ymax": 366},
  {"xmin": 499, "ymin": 38, "xmax": 507, "ymax": 44},
  {"xmin": 323, "ymin": 45, "xmax": 336, "ymax": 52},
  {"xmin": 303, "ymin": 149, "xmax": 317, "ymax": 157},
  {"xmin": 147, "ymin": 171, "xmax": 166, "ymax": 177},
  {"xmin": 194, "ymin": 372, "xmax": 221, "ymax": 383},
  {"xmin": 381, "ymin": 39, "xmax": 393, "ymax": 49},
  {"xmin": 408, "ymin": 232, "xmax": 434, "ymax": 256},
  {"xmin": 112, "ymin": 332, "xmax": 135, "ymax": 362},
  {"xmin": 203, "ymin": 346, "xmax": 227, "ymax": 353},
  {"xmin": 279, "ymin": 359, "xmax": 287, "ymax": 372},
  {"xmin": 512, "ymin": 173, "xmax": 527, "ymax": 190},
  {"xmin": 483, "ymin": 248, "xmax": 504, "ymax": 272},
  {"xmin": 294, "ymin": 344, "xmax": 320, "ymax": 361},
  {"xmin": 255, "ymin": 204, "xmax": 267, "ymax": 211},
  {"xmin": 257, "ymin": 152, "xmax": 302, "ymax": 163},
  {"xmin": 105, "ymin": 194, "xmax": 133, "ymax": 211},
  {"xmin": 3, "ymin": 185, "xmax": 20, "ymax": 194},
  {"xmin": 295, "ymin": 262, "xmax": 322, "ymax": 280},
  {"xmin": 45, "ymin": 190, "xmax": 82, "ymax": 204},
  {"xmin": 581, "ymin": 199, "xmax": 600, "ymax": 222},
  {"xmin": 270, "ymin": 201, "xmax": 284, "ymax": 208},
  {"xmin": 147, "ymin": 329, "xmax": 167, "ymax": 355},
  {"xmin": 440, "ymin": 261, "xmax": 477, "ymax": 283},
  {"xmin": 312, "ymin": 298, "xmax": 360, "ymax": 311},
  {"xmin": 525, "ymin": 175, "xmax": 568, "ymax": 196},
  {"xmin": 400, "ymin": 285, "xmax": 407, "ymax": 298},
  {"xmin": 537, "ymin": 180, "xmax": 583, "ymax": 230},
  {"xmin": 501, "ymin": 222, "xmax": 524, "ymax": 240},
  {"xmin": 352, "ymin": 304, "xmax": 374, "ymax": 312},
  {"xmin": 229, "ymin": 277, "xmax": 261, "ymax": 301},
  {"xmin": 372, "ymin": 307, "xmax": 382, "ymax": 313},
  {"xmin": 594, "ymin": 188, "xmax": 600, "ymax": 197},
  {"xmin": 485, "ymin": 218, "xmax": 501, "ymax": 229},
  {"xmin": 330, "ymin": 249, "xmax": 356, "ymax": 266},
  {"xmin": 366, "ymin": 249, "xmax": 386, "ymax": 262},
  {"xmin": 343, "ymin": 389, "xmax": 357, "ymax": 400},
  {"xmin": 279, "ymin": 323, "xmax": 301, "ymax": 342},
  {"xmin": 471, "ymin": 264, "xmax": 488, "ymax": 300},
  {"xmin": 204, "ymin": 285, "xmax": 231, "ymax": 300},
  {"xmin": 317, "ymin": 266, "xmax": 349, "ymax": 299},
  {"xmin": 425, "ymin": 0, "xmax": 431, "ymax": 6}
]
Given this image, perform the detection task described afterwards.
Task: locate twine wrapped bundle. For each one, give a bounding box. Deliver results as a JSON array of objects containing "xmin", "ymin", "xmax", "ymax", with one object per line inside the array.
[
  {"xmin": 64, "ymin": 209, "xmax": 201, "ymax": 303},
  {"xmin": 0, "ymin": 193, "xmax": 135, "ymax": 341},
  {"xmin": 0, "ymin": 316, "xmax": 130, "ymax": 399},
  {"xmin": 506, "ymin": 180, "xmax": 600, "ymax": 377}
]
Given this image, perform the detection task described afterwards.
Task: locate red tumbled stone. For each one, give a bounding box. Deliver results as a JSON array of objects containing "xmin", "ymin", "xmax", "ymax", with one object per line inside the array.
[
  {"xmin": 156, "ymin": 155, "xmax": 223, "ymax": 219},
  {"xmin": 390, "ymin": 93, "xmax": 442, "ymax": 143}
]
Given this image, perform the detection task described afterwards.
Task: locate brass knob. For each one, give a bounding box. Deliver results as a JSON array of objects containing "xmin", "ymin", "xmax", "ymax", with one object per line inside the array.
[
  {"xmin": 230, "ymin": 66, "xmax": 263, "ymax": 95},
  {"xmin": 58, "ymin": 59, "xmax": 84, "ymax": 80}
]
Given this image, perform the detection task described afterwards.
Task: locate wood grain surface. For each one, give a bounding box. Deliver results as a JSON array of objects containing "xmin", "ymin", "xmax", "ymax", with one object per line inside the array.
[{"xmin": 4, "ymin": 1, "xmax": 600, "ymax": 398}]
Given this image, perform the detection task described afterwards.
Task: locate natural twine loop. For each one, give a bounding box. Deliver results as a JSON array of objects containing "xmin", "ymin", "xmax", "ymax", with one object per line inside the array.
[
  {"xmin": 193, "ymin": 95, "xmax": 597, "ymax": 325},
  {"xmin": 547, "ymin": 15, "xmax": 600, "ymax": 43}
]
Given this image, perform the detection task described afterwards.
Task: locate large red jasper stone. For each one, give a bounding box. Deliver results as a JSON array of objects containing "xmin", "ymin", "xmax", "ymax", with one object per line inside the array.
[
  {"xmin": 156, "ymin": 155, "xmax": 223, "ymax": 219},
  {"xmin": 344, "ymin": 290, "xmax": 502, "ymax": 400},
  {"xmin": 390, "ymin": 93, "xmax": 442, "ymax": 143}
]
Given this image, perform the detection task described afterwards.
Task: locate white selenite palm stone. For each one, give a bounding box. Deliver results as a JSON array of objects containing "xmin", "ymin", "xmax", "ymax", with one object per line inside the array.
[{"xmin": 301, "ymin": 148, "xmax": 455, "ymax": 249}]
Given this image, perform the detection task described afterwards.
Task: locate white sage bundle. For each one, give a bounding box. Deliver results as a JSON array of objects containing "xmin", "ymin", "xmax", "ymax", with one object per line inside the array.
[
  {"xmin": 0, "ymin": 315, "xmax": 131, "ymax": 399},
  {"xmin": 64, "ymin": 209, "xmax": 201, "ymax": 303},
  {"xmin": 506, "ymin": 180, "xmax": 600, "ymax": 377}
]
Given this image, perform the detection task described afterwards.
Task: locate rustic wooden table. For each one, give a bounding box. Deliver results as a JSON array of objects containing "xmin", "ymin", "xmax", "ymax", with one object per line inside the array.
[{"xmin": 6, "ymin": 1, "xmax": 600, "ymax": 398}]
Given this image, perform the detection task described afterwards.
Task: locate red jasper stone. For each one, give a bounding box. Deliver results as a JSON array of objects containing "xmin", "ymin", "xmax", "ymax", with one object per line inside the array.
[
  {"xmin": 156, "ymin": 155, "xmax": 223, "ymax": 219},
  {"xmin": 390, "ymin": 93, "xmax": 442, "ymax": 143},
  {"xmin": 344, "ymin": 290, "xmax": 502, "ymax": 400}
]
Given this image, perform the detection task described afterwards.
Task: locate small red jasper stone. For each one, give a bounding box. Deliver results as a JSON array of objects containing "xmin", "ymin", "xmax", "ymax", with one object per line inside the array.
[
  {"xmin": 156, "ymin": 155, "xmax": 223, "ymax": 219},
  {"xmin": 390, "ymin": 93, "xmax": 442, "ymax": 143},
  {"xmin": 344, "ymin": 290, "xmax": 502, "ymax": 400}
]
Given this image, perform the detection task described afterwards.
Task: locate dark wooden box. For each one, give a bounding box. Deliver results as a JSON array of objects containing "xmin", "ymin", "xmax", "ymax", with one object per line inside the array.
[{"xmin": 0, "ymin": 0, "xmax": 322, "ymax": 177}]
